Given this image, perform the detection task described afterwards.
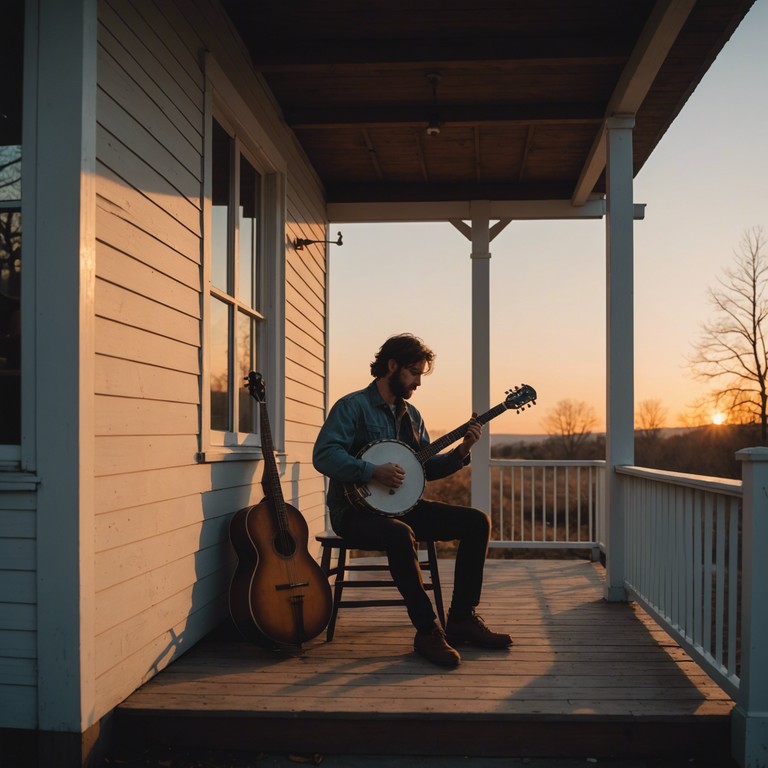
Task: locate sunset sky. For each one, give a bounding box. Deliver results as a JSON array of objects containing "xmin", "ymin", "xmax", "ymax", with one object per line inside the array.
[{"xmin": 327, "ymin": 0, "xmax": 768, "ymax": 437}]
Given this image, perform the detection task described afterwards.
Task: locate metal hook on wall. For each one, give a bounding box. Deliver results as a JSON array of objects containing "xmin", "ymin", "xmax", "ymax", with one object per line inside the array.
[{"xmin": 294, "ymin": 231, "xmax": 344, "ymax": 250}]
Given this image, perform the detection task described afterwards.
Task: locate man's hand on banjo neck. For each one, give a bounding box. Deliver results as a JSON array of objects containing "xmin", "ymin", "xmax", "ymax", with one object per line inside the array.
[{"xmin": 371, "ymin": 413, "xmax": 483, "ymax": 489}]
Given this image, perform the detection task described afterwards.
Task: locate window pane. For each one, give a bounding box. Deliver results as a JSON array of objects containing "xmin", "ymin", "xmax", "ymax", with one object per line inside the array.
[
  {"xmin": 0, "ymin": 211, "xmax": 21, "ymax": 444},
  {"xmin": 237, "ymin": 311, "xmax": 258, "ymax": 433},
  {"xmin": 238, "ymin": 156, "xmax": 260, "ymax": 308},
  {"xmin": 210, "ymin": 297, "xmax": 230, "ymax": 431},
  {"xmin": 211, "ymin": 119, "xmax": 231, "ymax": 292},
  {"xmin": 0, "ymin": 148, "xmax": 22, "ymax": 203}
]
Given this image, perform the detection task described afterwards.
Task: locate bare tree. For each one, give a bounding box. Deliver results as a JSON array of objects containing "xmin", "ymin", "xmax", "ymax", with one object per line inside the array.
[
  {"xmin": 689, "ymin": 226, "xmax": 768, "ymax": 441},
  {"xmin": 636, "ymin": 398, "xmax": 667, "ymax": 441},
  {"xmin": 542, "ymin": 398, "xmax": 598, "ymax": 457}
]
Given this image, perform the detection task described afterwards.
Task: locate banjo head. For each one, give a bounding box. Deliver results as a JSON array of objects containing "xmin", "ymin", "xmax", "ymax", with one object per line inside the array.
[{"xmin": 355, "ymin": 439, "xmax": 425, "ymax": 516}]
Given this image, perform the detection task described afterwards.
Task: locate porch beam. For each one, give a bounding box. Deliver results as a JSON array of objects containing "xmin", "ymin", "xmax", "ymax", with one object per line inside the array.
[
  {"xmin": 285, "ymin": 103, "xmax": 604, "ymax": 128},
  {"xmin": 329, "ymin": 199, "xmax": 646, "ymax": 224},
  {"xmin": 572, "ymin": 0, "xmax": 696, "ymax": 206},
  {"xmin": 249, "ymin": 42, "xmax": 631, "ymax": 71},
  {"xmin": 604, "ymin": 115, "xmax": 636, "ymax": 603}
]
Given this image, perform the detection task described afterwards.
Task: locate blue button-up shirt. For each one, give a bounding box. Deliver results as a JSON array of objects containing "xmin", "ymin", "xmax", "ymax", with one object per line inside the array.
[{"xmin": 313, "ymin": 380, "xmax": 469, "ymax": 529}]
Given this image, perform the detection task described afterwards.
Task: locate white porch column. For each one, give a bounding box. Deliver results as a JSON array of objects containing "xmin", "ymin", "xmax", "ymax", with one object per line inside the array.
[
  {"xmin": 733, "ymin": 447, "xmax": 768, "ymax": 768},
  {"xmin": 35, "ymin": 0, "xmax": 98, "ymax": 735},
  {"xmin": 604, "ymin": 116, "xmax": 635, "ymax": 602},
  {"xmin": 470, "ymin": 201, "xmax": 491, "ymax": 512}
]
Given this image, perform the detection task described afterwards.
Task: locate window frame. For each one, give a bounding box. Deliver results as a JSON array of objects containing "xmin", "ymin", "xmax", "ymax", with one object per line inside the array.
[
  {"xmin": 1, "ymin": 0, "xmax": 37, "ymax": 471},
  {"xmin": 199, "ymin": 55, "xmax": 287, "ymax": 463}
]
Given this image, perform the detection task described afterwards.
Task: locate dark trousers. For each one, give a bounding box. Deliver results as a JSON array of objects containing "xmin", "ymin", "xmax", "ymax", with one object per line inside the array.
[{"xmin": 336, "ymin": 499, "xmax": 491, "ymax": 631}]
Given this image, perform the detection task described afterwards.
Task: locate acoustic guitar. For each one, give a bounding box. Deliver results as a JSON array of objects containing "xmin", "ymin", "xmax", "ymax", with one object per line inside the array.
[
  {"xmin": 229, "ymin": 372, "xmax": 332, "ymax": 648},
  {"xmin": 345, "ymin": 384, "xmax": 537, "ymax": 517}
]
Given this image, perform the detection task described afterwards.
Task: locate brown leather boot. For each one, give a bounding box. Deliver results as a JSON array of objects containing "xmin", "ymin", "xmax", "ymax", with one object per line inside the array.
[
  {"xmin": 413, "ymin": 624, "xmax": 461, "ymax": 667},
  {"xmin": 446, "ymin": 611, "xmax": 513, "ymax": 649}
]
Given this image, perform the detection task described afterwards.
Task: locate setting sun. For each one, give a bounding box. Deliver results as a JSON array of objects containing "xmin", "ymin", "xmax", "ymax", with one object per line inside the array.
[{"xmin": 712, "ymin": 412, "xmax": 726, "ymax": 425}]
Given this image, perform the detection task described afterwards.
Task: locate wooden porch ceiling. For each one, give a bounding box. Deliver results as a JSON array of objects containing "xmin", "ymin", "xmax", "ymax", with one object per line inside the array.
[{"xmin": 220, "ymin": 0, "xmax": 755, "ymax": 211}]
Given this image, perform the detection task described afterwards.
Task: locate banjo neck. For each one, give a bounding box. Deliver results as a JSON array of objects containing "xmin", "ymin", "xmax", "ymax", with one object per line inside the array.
[{"xmin": 413, "ymin": 400, "xmax": 510, "ymax": 465}]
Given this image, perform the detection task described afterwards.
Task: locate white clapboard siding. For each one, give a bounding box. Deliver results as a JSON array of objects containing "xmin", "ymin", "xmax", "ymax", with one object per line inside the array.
[
  {"xmin": 286, "ymin": 318, "xmax": 326, "ymax": 366},
  {"xmin": 98, "ymin": 4, "xmax": 203, "ymax": 147},
  {"xmin": 95, "ymin": 395, "xmax": 198, "ymax": 437},
  {"xmin": 97, "ymin": 244, "xmax": 200, "ymax": 318},
  {"xmin": 95, "ymin": 207, "xmax": 200, "ymax": 285},
  {"xmin": 285, "ymin": 337, "xmax": 325, "ymax": 379},
  {"xmin": 96, "ymin": 165, "xmax": 199, "ymax": 256},
  {"xmin": 94, "ymin": 435, "xmax": 200, "ymax": 476},
  {"xmin": 95, "ymin": 317, "xmax": 199, "ymax": 374},
  {"xmin": 94, "ymin": 582, "xmax": 226, "ymax": 708},
  {"xmin": 95, "ymin": 280, "xmax": 200, "ymax": 345},
  {"xmin": 0, "ymin": 489, "xmax": 37, "ymax": 726},
  {"xmin": 88, "ymin": 0, "xmax": 330, "ymax": 722},
  {"xmin": 95, "ymin": 356, "xmax": 199, "ymax": 403}
]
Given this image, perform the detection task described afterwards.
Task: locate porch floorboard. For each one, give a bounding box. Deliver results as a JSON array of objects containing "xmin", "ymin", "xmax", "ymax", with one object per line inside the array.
[{"xmin": 114, "ymin": 560, "xmax": 734, "ymax": 760}]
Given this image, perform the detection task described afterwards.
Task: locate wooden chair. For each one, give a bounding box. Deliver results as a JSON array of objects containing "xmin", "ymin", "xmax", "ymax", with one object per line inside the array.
[{"xmin": 316, "ymin": 531, "xmax": 445, "ymax": 641}]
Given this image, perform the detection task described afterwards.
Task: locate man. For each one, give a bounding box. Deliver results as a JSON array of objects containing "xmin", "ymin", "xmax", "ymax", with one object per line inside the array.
[{"xmin": 313, "ymin": 333, "xmax": 512, "ymax": 667}]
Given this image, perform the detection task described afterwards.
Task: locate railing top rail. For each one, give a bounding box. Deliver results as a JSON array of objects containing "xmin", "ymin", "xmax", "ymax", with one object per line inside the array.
[
  {"xmin": 616, "ymin": 464, "xmax": 742, "ymax": 497},
  {"xmin": 490, "ymin": 459, "xmax": 606, "ymax": 468}
]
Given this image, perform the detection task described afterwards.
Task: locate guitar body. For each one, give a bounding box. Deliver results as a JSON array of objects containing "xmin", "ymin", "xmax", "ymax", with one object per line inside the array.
[
  {"xmin": 229, "ymin": 372, "xmax": 334, "ymax": 648},
  {"xmin": 229, "ymin": 498, "xmax": 333, "ymax": 647}
]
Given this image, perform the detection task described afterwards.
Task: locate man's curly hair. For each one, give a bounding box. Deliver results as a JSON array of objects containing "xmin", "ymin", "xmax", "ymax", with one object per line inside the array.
[{"xmin": 370, "ymin": 334, "xmax": 435, "ymax": 379}]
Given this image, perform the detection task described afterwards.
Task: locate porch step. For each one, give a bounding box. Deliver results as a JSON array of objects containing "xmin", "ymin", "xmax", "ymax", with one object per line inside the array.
[{"xmin": 114, "ymin": 707, "xmax": 732, "ymax": 761}]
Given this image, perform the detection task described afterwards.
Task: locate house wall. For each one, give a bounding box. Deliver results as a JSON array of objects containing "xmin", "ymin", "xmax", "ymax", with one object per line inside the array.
[{"xmin": 89, "ymin": 0, "xmax": 328, "ymax": 723}]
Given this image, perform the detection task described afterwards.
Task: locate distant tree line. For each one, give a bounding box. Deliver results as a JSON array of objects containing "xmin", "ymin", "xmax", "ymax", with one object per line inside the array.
[{"xmin": 493, "ymin": 423, "xmax": 763, "ymax": 480}]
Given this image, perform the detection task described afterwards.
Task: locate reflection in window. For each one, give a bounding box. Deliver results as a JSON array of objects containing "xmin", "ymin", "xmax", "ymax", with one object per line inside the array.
[
  {"xmin": 210, "ymin": 297, "xmax": 230, "ymax": 432},
  {"xmin": 238, "ymin": 156, "xmax": 260, "ymax": 308},
  {"xmin": 237, "ymin": 310, "xmax": 257, "ymax": 434},
  {"xmin": 211, "ymin": 120, "xmax": 231, "ymax": 293}
]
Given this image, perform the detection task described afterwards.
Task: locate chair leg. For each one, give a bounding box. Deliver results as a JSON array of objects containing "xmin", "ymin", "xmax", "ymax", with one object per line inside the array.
[
  {"xmin": 426, "ymin": 541, "xmax": 445, "ymax": 627},
  {"xmin": 326, "ymin": 544, "xmax": 347, "ymax": 642}
]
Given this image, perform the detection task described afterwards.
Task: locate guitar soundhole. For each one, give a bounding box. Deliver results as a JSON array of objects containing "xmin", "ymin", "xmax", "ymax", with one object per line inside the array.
[{"xmin": 274, "ymin": 530, "xmax": 297, "ymax": 557}]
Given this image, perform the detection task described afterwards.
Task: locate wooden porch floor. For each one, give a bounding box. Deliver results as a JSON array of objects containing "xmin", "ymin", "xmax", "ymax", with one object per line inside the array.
[{"xmin": 114, "ymin": 559, "xmax": 735, "ymax": 761}]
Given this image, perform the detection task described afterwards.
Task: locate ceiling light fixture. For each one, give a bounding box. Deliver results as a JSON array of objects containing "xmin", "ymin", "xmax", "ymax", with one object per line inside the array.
[{"xmin": 426, "ymin": 72, "xmax": 442, "ymax": 137}]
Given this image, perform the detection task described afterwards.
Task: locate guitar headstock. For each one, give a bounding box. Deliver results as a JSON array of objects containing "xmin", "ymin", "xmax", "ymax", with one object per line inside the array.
[
  {"xmin": 245, "ymin": 371, "xmax": 266, "ymax": 403},
  {"xmin": 504, "ymin": 384, "xmax": 537, "ymax": 412}
]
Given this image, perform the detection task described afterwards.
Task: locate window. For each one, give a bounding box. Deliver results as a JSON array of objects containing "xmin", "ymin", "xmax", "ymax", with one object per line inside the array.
[
  {"xmin": 208, "ymin": 116, "xmax": 264, "ymax": 446},
  {"xmin": 202, "ymin": 56, "xmax": 287, "ymax": 461},
  {"xmin": 0, "ymin": 0, "xmax": 24, "ymax": 451}
]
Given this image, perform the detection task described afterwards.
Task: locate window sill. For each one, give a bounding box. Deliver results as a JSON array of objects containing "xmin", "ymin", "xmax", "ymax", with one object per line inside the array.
[
  {"xmin": 0, "ymin": 472, "xmax": 41, "ymax": 491},
  {"xmin": 196, "ymin": 450, "xmax": 265, "ymax": 463}
]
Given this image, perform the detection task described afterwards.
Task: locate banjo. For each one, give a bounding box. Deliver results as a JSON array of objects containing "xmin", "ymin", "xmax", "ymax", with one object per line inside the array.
[{"xmin": 345, "ymin": 384, "xmax": 537, "ymax": 517}]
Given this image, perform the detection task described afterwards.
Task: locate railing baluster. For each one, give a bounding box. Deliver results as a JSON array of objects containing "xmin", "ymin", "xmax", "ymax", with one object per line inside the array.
[
  {"xmin": 715, "ymin": 496, "xmax": 726, "ymax": 666},
  {"xmin": 727, "ymin": 497, "xmax": 738, "ymax": 675},
  {"xmin": 704, "ymin": 494, "xmax": 714, "ymax": 657}
]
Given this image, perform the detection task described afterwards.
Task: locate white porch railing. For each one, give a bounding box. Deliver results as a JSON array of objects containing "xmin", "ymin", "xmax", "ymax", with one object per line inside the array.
[
  {"xmin": 617, "ymin": 465, "xmax": 742, "ymax": 697},
  {"xmin": 488, "ymin": 452, "xmax": 767, "ymax": 767},
  {"xmin": 489, "ymin": 459, "xmax": 605, "ymax": 557}
]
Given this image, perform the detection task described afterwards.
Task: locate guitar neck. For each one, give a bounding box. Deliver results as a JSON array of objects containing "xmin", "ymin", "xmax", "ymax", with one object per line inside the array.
[
  {"xmin": 415, "ymin": 401, "xmax": 509, "ymax": 464},
  {"xmin": 258, "ymin": 401, "xmax": 288, "ymax": 527}
]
